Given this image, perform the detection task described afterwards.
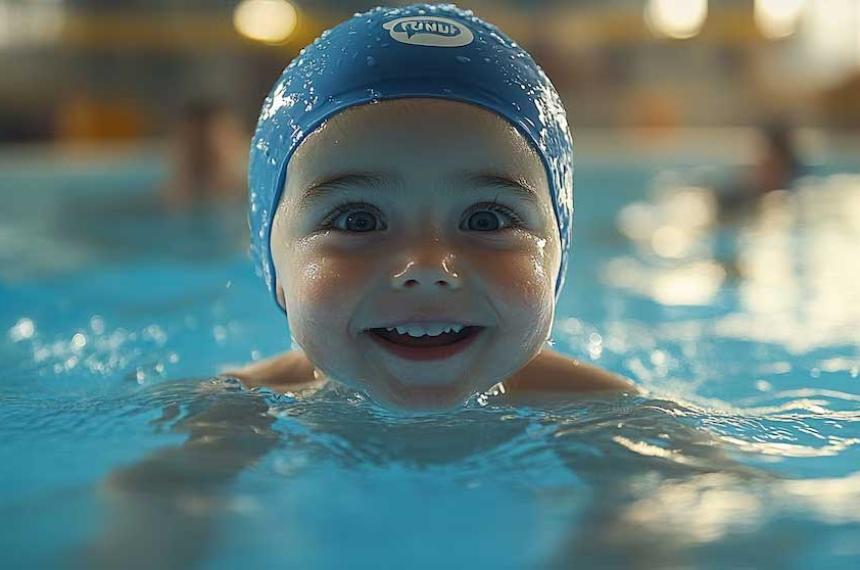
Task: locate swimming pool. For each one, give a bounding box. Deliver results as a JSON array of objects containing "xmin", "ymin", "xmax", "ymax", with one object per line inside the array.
[{"xmin": 1, "ymin": 144, "xmax": 858, "ymax": 568}]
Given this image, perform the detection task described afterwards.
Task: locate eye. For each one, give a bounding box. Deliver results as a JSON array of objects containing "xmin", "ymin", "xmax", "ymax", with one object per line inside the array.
[
  {"xmin": 322, "ymin": 202, "xmax": 386, "ymax": 233},
  {"xmin": 462, "ymin": 202, "xmax": 523, "ymax": 232}
]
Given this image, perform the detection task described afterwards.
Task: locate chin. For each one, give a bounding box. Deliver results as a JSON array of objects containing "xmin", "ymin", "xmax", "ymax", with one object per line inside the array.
[{"xmin": 370, "ymin": 380, "xmax": 479, "ymax": 412}]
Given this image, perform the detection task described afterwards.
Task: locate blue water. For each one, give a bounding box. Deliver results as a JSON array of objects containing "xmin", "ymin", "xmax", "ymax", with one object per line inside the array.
[{"xmin": 1, "ymin": 152, "xmax": 858, "ymax": 568}]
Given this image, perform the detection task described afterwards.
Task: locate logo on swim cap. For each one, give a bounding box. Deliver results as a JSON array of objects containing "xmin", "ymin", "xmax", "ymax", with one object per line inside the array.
[{"xmin": 383, "ymin": 16, "xmax": 474, "ymax": 48}]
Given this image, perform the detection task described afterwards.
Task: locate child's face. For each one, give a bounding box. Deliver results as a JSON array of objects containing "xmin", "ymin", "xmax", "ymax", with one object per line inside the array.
[{"xmin": 270, "ymin": 98, "xmax": 561, "ymax": 409}]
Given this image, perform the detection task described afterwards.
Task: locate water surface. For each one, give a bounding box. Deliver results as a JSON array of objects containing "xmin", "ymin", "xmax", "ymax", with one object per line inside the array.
[{"xmin": 1, "ymin": 155, "xmax": 858, "ymax": 568}]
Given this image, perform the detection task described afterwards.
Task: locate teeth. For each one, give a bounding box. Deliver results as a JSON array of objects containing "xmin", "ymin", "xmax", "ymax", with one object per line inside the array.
[{"xmin": 385, "ymin": 323, "xmax": 467, "ymax": 337}]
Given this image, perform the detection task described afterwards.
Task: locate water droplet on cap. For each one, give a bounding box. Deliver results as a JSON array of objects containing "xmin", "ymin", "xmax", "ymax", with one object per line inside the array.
[{"xmin": 366, "ymin": 55, "xmax": 376, "ymax": 67}]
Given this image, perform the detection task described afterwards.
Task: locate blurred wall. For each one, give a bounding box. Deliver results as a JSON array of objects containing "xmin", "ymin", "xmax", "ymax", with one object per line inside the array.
[{"xmin": 1, "ymin": 0, "xmax": 859, "ymax": 144}]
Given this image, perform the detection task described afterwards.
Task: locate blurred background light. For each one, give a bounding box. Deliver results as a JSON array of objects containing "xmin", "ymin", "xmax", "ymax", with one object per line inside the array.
[
  {"xmin": 755, "ymin": 0, "xmax": 806, "ymax": 39},
  {"xmin": 645, "ymin": 0, "xmax": 708, "ymax": 40},
  {"xmin": 0, "ymin": 0, "xmax": 65, "ymax": 48},
  {"xmin": 233, "ymin": 0, "xmax": 298, "ymax": 45},
  {"xmin": 803, "ymin": 0, "xmax": 860, "ymax": 75}
]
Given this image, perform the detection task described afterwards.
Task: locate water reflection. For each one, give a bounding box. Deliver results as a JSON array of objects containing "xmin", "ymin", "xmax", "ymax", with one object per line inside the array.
[
  {"xmin": 606, "ymin": 170, "xmax": 860, "ymax": 351},
  {"xmin": 74, "ymin": 376, "xmax": 860, "ymax": 568}
]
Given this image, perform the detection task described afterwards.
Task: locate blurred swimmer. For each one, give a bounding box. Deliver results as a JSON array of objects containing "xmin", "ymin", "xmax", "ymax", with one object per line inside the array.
[
  {"xmin": 230, "ymin": 3, "xmax": 636, "ymax": 409},
  {"xmin": 163, "ymin": 100, "xmax": 249, "ymax": 209},
  {"xmin": 718, "ymin": 121, "xmax": 804, "ymax": 217},
  {"xmin": 751, "ymin": 122, "xmax": 801, "ymax": 194}
]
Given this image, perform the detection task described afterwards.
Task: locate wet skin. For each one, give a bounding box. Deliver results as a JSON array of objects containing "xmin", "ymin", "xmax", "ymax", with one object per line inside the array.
[{"xmin": 244, "ymin": 98, "xmax": 635, "ymax": 409}]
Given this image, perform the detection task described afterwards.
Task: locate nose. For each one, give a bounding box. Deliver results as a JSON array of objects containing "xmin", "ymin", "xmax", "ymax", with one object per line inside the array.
[{"xmin": 391, "ymin": 239, "xmax": 462, "ymax": 291}]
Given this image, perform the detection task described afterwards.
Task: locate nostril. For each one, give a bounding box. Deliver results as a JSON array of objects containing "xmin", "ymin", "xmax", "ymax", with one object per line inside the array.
[{"xmin": 395, "ymin": 272, "xmax": 459, "ymax": 289}]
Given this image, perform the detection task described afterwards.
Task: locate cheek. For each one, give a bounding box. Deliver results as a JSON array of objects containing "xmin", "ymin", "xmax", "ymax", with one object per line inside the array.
[
  {"xmin": 279, "ymin": 244, "xmax": 378, "ymax": 317},
  {"xmin": 475, "ymin": 239, "xmax": 556, "ymax": 310}
]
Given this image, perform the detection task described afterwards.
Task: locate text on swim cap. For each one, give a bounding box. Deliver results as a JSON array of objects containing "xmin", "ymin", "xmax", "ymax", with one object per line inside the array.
[
  {"xmin": 383, "ymin": 16, "xmax": 475, "ymax": 48},
  {"xmin": 394, "ymin": 20, "xmax": 459, "ymax": 38}
]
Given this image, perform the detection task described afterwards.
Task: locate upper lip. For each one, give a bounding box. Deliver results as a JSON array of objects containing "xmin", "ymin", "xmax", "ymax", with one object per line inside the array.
[{"xmin": 363, "ymin": 315, "xmax": 486, "ymax": 330}]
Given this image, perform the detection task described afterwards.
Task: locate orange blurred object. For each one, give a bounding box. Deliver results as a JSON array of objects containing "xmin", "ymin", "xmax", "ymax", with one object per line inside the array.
[{"xmin": 54, "ymin": 93, "xmax": 148, "ymax": 141}]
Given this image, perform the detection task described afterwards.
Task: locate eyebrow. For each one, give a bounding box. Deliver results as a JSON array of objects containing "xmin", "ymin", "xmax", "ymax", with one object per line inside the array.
[
  {"xmin": 296, "ymin": 170, "xmax": 539, "ymax": 210},
  {"xmin": 457, "ymin": 172, "xmax": 540, "ymax": 204},
  {"xmin": 298, "ymin": 172, "xmax": 394, "ymax": 210}
]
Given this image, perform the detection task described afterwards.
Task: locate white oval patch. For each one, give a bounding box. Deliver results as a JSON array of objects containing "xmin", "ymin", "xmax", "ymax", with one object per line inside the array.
[{"xmin": 383, "ymin": 16, "xmax": 474, "ymax": 48}]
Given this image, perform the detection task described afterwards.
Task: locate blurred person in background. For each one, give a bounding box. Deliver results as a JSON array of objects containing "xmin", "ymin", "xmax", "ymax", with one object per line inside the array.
[
  {"xmin": 162, "ymin": 99, "xmax": 249, "ymax": 210},
  {"xmin": 717, "ymin": 120, "xmax": 803, "ymax": 218},
  {"xmin": 48, "ymin": 98, "xmax": 252, "ymax": 263},
  {"xmin": 749, "ymin": 121, "xmax": 802, "ymax": 195}
]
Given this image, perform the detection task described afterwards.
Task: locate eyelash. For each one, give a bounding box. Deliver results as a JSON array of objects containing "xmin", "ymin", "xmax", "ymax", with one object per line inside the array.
[{"xmin": 318, "ymin": 200, "xmax": 525, "ymax": 232}]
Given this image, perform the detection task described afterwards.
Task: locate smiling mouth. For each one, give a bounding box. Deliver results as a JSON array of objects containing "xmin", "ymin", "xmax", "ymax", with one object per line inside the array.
[
  {"xmin": 364, "ymin": 326, "xmax": 485, "ymax": 361},
  {"xmin": 368, "ymin": 326, "xmax": 480, "ymax": 347}
]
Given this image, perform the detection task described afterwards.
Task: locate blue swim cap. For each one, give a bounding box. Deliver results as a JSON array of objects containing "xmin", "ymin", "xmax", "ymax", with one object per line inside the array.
[{"xmin": 249, "ymin": 3, "xmax": 573, "ymax": 307}]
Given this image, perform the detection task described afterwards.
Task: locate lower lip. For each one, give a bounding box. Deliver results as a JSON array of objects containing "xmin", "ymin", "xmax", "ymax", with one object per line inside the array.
[{"xmin": 365, "ymin": 328, "xmax": 484, "ymax": 361}]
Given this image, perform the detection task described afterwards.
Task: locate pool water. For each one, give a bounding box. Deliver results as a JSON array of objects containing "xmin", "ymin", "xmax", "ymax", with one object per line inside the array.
[{"xmin": 1, "ymin": 151, "xmax": 858, "ymax": 568}]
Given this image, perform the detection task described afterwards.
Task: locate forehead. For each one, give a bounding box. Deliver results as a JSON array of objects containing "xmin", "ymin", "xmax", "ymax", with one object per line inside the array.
[{"xmin": 285, "ymin": 98, "xmax": 548, "ymax": 191}]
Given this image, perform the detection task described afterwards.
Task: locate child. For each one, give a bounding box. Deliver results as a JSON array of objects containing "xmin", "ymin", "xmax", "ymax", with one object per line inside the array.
[{"xmin": 231, "ymin": 3, "xmax": 636, "ymax": 409}]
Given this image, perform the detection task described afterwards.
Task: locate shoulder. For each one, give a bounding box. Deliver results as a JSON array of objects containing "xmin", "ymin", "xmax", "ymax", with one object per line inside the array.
[
  {"xmin": 224, "ymin": 350, "xmax": 324, "ymax": 391},
  {"xmin": 504, "ymin": 348, "xmax": 638, "ymax": 396}
]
